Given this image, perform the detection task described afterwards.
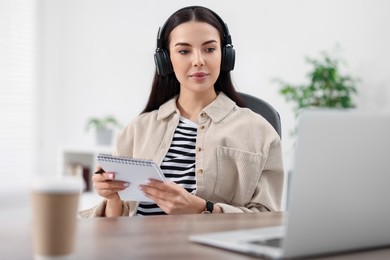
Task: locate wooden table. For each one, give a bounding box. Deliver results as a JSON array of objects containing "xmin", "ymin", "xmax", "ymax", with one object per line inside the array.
[{"xmin": 2, "ymin": 212, "xmax": 390, "ymax": 259}]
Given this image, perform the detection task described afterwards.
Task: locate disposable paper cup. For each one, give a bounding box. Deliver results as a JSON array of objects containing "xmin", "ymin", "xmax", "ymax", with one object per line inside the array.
[{"xmin": 31, "ymin": 176, "xmax": 82, "ymax": 260}]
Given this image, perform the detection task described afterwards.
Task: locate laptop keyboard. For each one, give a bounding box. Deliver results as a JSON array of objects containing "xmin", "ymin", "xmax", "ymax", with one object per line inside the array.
[{"xmin": 248, "ymin": 237, "xmax": 283, "ymax": 248}]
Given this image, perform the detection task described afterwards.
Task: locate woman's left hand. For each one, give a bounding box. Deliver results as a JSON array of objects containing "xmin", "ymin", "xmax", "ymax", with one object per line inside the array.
[{"xmin": 139, "ymin": 179, "xmax": 206, "ymax": 214}]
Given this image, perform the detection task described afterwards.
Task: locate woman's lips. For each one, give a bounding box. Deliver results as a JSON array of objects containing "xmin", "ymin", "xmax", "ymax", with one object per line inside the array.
[{"xmin": 190, "ymin": 72, "xmax": 209, "ymax": 81}]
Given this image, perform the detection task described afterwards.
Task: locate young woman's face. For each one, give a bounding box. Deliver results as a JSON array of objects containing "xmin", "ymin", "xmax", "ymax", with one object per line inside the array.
[{"xmin": 169, "ymin": 21, "xmax": 221, "ymax": 95}]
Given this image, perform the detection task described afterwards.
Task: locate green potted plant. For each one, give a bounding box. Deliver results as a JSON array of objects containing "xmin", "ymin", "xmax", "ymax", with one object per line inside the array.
[
  {"xmin": 275, "ymin": 48, "xmax": 359, "ymax": 135},
  {"xmin": 85, "ymin": 115, "xmax": 122, "ymax": 145}
]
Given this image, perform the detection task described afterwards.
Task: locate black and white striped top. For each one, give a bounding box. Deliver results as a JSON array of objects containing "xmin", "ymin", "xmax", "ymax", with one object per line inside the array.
[{"xmin": 136, "ymin": 117, "xmax": 197, "ymax": 216}]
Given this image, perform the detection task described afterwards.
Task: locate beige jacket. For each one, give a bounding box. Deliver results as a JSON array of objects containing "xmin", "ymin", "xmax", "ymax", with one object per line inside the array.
[{"xmin": 79, "ymin": 93, "xmax": 284, "ymax": 218}]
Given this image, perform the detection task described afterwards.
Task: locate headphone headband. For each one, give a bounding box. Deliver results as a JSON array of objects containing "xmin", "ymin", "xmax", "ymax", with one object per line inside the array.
[{"xmin": 156, "ymin": 6, "xmax": 232, "ymax": 50}]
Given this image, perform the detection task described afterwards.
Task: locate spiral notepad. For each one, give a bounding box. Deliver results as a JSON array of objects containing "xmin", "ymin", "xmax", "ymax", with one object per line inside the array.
[{"xmin": 97, "ymin": 153, "xmax": 166, "ymax": 202}]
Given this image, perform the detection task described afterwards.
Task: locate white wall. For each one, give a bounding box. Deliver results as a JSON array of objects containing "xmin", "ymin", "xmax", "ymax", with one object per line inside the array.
[{"xmin": 38, "ymin": 0, "xmax": 390, "ymax": 175}]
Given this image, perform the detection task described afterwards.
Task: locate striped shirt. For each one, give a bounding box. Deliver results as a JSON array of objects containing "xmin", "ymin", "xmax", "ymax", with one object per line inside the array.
[{"xmin": 136, "ymin": 117, "xmax": 197, "ymax": 216}]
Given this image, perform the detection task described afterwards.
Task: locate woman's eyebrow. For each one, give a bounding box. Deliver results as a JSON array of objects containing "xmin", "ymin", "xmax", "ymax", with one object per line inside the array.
[
  {"xmin": 174, "ymin": 39, "xmax": 218, "ymax": 47},
  {"xmin": 202, "ymin": 40, "xmax": 218, "ymax": 45},
  {"xmin": 174, "ymin": 42, "xmax": 191, "ymax": 47}
]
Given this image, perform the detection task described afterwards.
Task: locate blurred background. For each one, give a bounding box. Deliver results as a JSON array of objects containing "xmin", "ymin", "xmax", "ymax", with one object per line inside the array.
[{"xmin": 1, "ymin": 0, "xmax": 390, "ymax": 218}]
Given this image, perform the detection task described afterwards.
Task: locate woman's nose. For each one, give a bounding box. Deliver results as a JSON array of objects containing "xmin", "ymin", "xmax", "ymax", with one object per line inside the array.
[{"xmin": 192, "ymin": 51, "xmax": 204, "ymax": 67}]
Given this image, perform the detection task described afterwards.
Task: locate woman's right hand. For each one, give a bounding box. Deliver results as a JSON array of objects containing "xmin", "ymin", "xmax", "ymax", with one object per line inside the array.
[{"xmin": 92, "ymin": 167, "xmax": 130, "ymax": 217}]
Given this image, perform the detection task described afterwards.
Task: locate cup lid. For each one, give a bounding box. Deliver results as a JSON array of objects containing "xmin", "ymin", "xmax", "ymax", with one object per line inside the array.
[{"xmin": 31, "ymin": 176, "xmax": 83, "ymax": 193}]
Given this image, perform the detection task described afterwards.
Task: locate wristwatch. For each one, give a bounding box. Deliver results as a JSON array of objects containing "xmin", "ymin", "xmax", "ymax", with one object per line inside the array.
[{"xmin": 202, "ymin": 200, "xmax": 214, "ymax": 214}]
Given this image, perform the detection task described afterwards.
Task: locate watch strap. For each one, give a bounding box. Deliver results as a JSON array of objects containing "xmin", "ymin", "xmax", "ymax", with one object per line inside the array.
[{"xmin": 202, "ymin": 200, "xmax": 214, "ymax": 214}]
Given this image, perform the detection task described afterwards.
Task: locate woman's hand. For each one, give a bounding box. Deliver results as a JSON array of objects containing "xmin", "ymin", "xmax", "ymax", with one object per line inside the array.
[
  {"xmin": 139, "ymin": 179, "xmax": 214, "ymax": 214},
  {"xmin": 92, "ymin": 166, "xmax": 130, "ymax": 217}
]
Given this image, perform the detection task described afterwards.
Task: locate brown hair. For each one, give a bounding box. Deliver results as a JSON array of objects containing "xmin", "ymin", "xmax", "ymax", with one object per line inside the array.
[{"xmin": 141, "ymin": 6, "xmax": 244, "ymax": 114}]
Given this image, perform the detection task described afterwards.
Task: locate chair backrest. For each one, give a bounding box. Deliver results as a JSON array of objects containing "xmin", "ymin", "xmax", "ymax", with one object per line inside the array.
[{"xmin": 238, "ymin": 92, "xmax": 282, "ymax": 139}]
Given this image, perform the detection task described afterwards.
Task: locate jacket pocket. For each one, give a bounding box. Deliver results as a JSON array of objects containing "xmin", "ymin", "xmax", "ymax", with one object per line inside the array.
[{"xmin": 214, "ymin": 146, "xmax": 265, "ymax": 205}]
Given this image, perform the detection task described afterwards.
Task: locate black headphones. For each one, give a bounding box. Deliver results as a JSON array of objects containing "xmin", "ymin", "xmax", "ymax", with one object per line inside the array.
[{"xmin": 154, "ymin": 6, "xmax": 235, "ymax": 76}]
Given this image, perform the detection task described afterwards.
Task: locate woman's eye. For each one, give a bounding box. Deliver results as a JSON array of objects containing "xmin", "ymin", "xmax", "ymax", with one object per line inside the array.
[
  {"xmin": 205, "ymin": 48, "xmax": 216, "ymax": 53},
  {"xmin": 178, "ymin": 50, "xmax": 190, "ymax": 55}
]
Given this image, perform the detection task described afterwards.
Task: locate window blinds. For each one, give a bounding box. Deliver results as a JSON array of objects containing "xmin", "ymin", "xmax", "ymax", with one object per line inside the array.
[{"xmin": 0, "ymin": 1, "xmax": 37, "ymax": 199}]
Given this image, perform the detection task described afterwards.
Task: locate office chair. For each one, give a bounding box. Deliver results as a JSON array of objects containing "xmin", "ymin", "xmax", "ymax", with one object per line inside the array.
[{"xmin": 238, "ymin": 92, "xmax": 282, "ymax": 139}]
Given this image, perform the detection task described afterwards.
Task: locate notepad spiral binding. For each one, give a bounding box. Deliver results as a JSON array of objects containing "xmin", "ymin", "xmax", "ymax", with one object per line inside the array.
[{"xmin": 97, "ymin": 154, "xmax": 153, "ymax": 167}]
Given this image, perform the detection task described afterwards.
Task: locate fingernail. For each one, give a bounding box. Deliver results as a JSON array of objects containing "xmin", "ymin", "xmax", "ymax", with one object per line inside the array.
[
  {"xmin": 123, "ymin": 182, "xmax": 130, "ymax": 187},
  {"xmin": 108, "ymin": 173, "xmax": 114, "ymax": 179}
]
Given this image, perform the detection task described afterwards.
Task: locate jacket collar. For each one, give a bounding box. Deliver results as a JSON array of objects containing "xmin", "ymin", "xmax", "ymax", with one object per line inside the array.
[{"xmin": 157, "ymin": 92, "xmax": 236, "ymax": 123}]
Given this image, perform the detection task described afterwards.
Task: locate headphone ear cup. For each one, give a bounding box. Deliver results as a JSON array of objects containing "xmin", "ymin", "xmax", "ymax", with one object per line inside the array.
[
  {"xmin": 154, "ymin": 49, "xmax": 173, "ymax": 76},
  {"xmin": 221, "ymin": 46, "xmax": 235, "ymax": 72}
]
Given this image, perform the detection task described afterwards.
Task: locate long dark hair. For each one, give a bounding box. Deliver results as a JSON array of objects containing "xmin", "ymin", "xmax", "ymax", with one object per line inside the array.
[{"xmin": 141, "ymin": 6, "xmax": 245, "ymax": 114}]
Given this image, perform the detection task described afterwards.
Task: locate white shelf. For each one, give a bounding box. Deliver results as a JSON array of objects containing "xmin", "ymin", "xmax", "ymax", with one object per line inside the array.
[
  {"xmin": 61, "ymin": 145, "xmax": 114, "ymax": 154},
  {"xmin": 58, "ymin": 145, "xmax": 114, "ymax": 192}
]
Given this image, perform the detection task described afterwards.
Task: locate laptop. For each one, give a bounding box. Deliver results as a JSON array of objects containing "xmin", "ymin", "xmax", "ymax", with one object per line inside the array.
[{"xmin": 189, "ymin": 109, "xmax": 390, "ymax": 259}]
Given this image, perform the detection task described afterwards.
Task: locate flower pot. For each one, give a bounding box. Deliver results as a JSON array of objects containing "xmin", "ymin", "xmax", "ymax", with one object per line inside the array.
[{"xmin": 96, "ymin": 128, "xmax": 113, "ymax": 146}]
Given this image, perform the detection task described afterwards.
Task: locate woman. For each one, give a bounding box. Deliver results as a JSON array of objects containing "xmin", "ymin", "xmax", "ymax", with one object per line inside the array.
[{"xmin": 80, "ymin": 6, "xmax": 284, "ymax": 218}]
